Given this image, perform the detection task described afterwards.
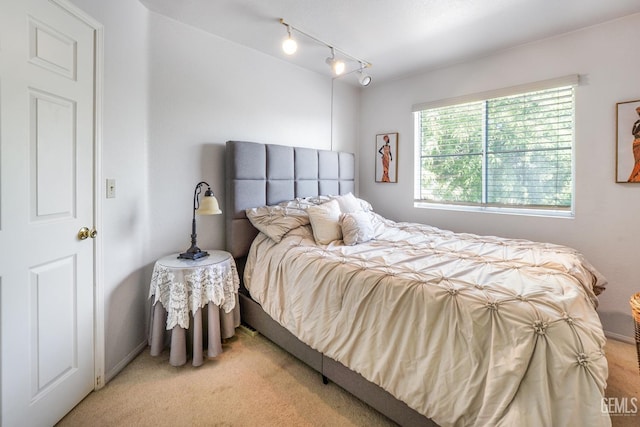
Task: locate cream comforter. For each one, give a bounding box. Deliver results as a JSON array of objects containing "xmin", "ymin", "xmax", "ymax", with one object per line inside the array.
[{"xmin": 245, "ymin": 214, "xmax": 609, "ymax": 427}]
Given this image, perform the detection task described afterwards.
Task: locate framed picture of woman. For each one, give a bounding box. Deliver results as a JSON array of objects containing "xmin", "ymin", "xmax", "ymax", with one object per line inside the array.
[
  {"xmin": 616, "ymin": 99, "xmax": 640, "ymax": 183},
  {"xmin": 375, "ymin": 133, "xmax": 398, "ymax": 183}
]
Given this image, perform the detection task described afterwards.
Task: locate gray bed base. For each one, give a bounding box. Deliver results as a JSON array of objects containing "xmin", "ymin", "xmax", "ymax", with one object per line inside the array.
[{"xmin": 225, "ymin": 140, "xmax": 435, "ymax": 427}]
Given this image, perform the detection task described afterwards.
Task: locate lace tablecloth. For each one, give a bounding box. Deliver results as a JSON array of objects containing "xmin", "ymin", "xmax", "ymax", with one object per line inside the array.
[{"xmin": 149, "ymin": 250, "xmax": 240, "ymax": 330}]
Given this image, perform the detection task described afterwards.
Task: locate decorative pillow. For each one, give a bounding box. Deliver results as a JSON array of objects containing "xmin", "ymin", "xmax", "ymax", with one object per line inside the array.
[
  {"xmin": 329, "ymin": 194, "xmax": 373, "ymax": 212},
  {"xmin": 357, "ymin": 197, "xmax": 374, "ymax": 212},
  {"xmin": 306, "ymin": 194, "xmax": 373, "ymax": 213},
  {"xmin": 306, "ymin": 199, "xmax": 342, "ymax": 244},
  {"xmin": 246, "ymin": 205, "xmax": 309, "ymax": 242},
  {"xmin": 331, "ymin": 192, "xmax": 362, "ymax": 213},
  {"xmin": 340, "ymin": 211, "xmax": 374, "ymax": 245}
]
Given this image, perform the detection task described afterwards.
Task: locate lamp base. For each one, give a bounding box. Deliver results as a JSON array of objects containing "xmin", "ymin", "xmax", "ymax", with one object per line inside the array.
[{"xmin": 177, "ymin": 249, "xmax": 209, "ymax": 260}]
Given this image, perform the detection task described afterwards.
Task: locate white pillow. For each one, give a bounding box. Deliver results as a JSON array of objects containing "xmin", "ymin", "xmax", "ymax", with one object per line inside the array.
[
  {"xmin": 306, "ymin": 199, "xmax": 342, "ymax": 244},
  {"xmin": 340, "ymin": 211, "xmax": 374, "ymax": 245},
  {"xmin": 331, "ymin": 192, "xmax": 362, "ymax": 213},
  {"xmin": 246, "ymin": 205, "xmax": 309, "ymax": 242},
  {"xmin": 357, "ymin": 197, "xmax": 373, "ymax": 212}
]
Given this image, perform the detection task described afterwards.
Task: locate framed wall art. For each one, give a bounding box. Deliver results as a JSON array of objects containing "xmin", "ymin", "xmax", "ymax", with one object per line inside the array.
[
  {"xmin": 375, "ymin": 133, "xmax": 398, "ymax": 183},
  {"xmin": 616, "ymin": 99, "xmax": 640, "ymax": 183}
]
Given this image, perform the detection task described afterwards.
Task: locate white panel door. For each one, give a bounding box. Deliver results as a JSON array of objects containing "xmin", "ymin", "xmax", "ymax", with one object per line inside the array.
[{"xmin": 0, "ymin": 0, "xmax": 97, "ymax": 425}]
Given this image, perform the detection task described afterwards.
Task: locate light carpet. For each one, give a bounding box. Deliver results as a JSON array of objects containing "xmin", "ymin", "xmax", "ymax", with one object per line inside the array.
[{"xmin": 57, "ymin": 331, "xmax": 640, "ymax": 427}]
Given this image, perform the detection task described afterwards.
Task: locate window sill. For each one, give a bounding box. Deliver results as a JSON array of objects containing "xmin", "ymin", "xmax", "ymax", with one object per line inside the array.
[{"xmin": 413, "ymin": 201, "xmax": 574, "ymax": 219}]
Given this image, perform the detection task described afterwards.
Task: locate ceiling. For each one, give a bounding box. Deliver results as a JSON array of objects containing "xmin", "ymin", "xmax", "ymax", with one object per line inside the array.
[{"xmin": 140, "ymin": 0, "xmax": 640, "ymax": 85}]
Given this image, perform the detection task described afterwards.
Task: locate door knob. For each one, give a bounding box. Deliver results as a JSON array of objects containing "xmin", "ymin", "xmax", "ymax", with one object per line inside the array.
[
  {"xmin": 78, "ymin": 227, "xmax": 97, "ymax": 240},
  {"xmin": 78, "ymin": 227, "xmax": 90, "ymax": 240}
]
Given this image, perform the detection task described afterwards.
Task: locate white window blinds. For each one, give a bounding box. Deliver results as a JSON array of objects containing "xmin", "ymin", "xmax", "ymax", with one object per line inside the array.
[{"xmin": 414, "ymin": 76, "xmax": 577, "ymax": 211}]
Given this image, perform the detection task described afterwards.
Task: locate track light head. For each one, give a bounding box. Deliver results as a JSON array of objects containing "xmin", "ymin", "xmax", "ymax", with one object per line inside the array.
[
  {"xmin": 326, "ymin": 48, "xmax": 345, "ymax": 75},
  {"xmin": 358, "ymin": 71, "xmax": 372, "ymax": 86},
  {"xmin": 326, "ymin": 58, "xmax": 346, "ymax": 75},
  {"xmin": 282, "ymin": 25, "xmax": 297, "ymax": 55},
  {"xmin": 357, "ymin": 63, "xmax": 372, "ymax": 86},
  {"xmin": 282, "ymin": 37, "xmax": 297, "ymax": 55}
]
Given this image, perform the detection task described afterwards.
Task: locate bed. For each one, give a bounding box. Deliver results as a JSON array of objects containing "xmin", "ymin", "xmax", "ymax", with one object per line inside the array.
[{"xmin": 224, "ymin": 140, "xmax": 610, "ymax": 427}]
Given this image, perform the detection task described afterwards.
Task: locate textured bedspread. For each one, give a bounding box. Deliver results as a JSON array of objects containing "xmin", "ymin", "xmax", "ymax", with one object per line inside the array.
[{"xmin": 245, "ymin": 214, "xmax": 610, "ymax": 427}]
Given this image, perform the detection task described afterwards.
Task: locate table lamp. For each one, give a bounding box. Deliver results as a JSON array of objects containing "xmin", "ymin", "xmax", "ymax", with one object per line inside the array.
[{"xmin": 178, "ymin": 181, "xmax": 222, "ymax": 259}]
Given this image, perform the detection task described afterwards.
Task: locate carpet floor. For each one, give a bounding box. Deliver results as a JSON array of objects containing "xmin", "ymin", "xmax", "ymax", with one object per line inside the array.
[{"xmin": 57, "ymin": 331, "xmax": 640, "ymax": 427}]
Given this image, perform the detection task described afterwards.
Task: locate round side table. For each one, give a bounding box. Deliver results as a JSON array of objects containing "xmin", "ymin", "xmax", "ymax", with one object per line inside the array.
[{"xmin": 148, "ymin": 250, "xmax": 240, "ymax": 366}]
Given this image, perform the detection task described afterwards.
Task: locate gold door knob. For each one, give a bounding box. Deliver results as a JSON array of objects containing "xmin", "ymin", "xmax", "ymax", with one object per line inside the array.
[
  {"xmin": 90, "ymin": 228, "xmax": 97, "ymax": 238},
  {"xmin": 78, "ymin": 227, "xmax": 90, "ymax": 240}
]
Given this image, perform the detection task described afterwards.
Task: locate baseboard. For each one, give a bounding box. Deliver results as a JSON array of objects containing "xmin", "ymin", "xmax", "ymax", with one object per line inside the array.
[
  {"xmin": 105, "ymin": 339, "xmax": 148, "ymax": 383},
  {"xmin": 605, "ymin": 331, "xmax": 635, "ymax": 345}
]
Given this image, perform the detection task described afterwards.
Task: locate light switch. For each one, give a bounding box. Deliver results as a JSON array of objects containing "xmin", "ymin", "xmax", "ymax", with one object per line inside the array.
[{"xmin": 106, "ymin": 179, "xmax": 116, "ymax": 198}]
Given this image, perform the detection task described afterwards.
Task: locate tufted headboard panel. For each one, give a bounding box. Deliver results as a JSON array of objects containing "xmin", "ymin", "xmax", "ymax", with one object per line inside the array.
[{"xmin": 225, "ymin": 140, "xmax": 355, "ymax": 258}]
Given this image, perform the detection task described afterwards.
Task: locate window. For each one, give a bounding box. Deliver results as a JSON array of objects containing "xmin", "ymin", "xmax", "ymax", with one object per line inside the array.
[{"xmin": 413, "ymin": 76, "xmax": 577, "ymax": 215}]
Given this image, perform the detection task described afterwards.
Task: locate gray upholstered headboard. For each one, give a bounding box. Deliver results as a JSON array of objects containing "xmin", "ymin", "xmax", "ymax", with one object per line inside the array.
[{"xmin": 225, "ymin": 140, "xmax": 355, "ymax": 258}]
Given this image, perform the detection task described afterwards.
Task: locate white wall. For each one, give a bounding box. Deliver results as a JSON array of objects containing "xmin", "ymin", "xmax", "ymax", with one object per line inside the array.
[
  {"xmin": 65, "ymin": 1, "xmax": 360, "ymax": 382},
  {"xmin": 359, "ymin": 13, "xmax": 640, "ymax": 341},
  {"xmin": 332, "ymin": 79, "xmax": 362, "ymax": 193},
  {"xmin": 146, "ymin": 12, "xmax": 360, "ymax": 261},
  {"xmin": 69, "ymin": 0, "xmax": 150, "ymax": 380}
]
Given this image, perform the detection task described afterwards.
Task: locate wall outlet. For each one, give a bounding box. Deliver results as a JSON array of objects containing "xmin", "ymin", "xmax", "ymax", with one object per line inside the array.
[{"xmin": 106, "ymin": 179, "xmax": 116, "ymax": 198}]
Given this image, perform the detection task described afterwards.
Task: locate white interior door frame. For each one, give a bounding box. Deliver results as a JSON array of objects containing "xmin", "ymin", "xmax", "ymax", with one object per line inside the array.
[{"xmin": 51, "ymin": 0, "xmax": 105, "ymax": 390}]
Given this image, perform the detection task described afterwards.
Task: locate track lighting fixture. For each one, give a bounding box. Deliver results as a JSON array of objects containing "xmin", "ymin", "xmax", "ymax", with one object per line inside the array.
[
  {"xmin": 325, "ymin": 48, "xmax": 345, "ymax": 76},
  {"xmin": 282, "ymin": 24, "xmax": 297, "ymax": 55},
  {"xmin": 357, "ymin": 63, "xmax": 372, "ymax": 86},
  {"xmin": 279, "ymin": 18, "xmax": 372, "ymax": 86}
]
